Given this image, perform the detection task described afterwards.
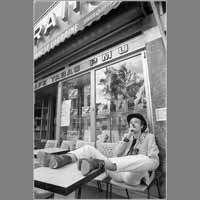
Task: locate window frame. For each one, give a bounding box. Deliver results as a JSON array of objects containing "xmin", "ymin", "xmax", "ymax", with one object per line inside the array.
[{"xmin": 58, "ymin": 49, "xmax": 154, "ymax": 144}]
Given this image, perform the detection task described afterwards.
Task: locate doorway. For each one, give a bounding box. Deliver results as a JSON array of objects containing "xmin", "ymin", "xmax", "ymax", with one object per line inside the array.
[{"xmin": 34, "ymin": 83, "xmax": 57, "ymax": 149}]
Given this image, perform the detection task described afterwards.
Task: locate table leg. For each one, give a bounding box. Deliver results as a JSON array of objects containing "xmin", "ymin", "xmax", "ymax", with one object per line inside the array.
[
  {"xmin": 75, "ymin": 187, "xmax": 82, "ymax": 199},
  {"xmin": 106, "ymin": 183, "xmax": 109, "ymax": 199}
]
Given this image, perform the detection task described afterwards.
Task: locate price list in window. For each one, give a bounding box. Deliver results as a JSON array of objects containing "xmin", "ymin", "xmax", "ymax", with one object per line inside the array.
[{"xmin": 61, "ymin": 100, "xmax": 71, "ymax": 127}]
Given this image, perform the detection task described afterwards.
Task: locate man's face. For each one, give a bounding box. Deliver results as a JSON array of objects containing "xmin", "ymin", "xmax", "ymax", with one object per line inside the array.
[{"xmin": 129, "ymin": 117, "xmax": 143, "ymax": 134}]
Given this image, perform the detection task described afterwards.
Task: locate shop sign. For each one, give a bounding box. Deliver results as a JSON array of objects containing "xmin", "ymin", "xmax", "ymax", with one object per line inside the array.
[
  {"xmin": 34, "ymin": 43, "xmax": 130, "ymax": 90},
  {"xmin": 89, "ymin": 57, "xmax": 98, "ymax": 66},
  {"xmin": 34, "ymin": 35, "xmax": 146, "ymax": 91},
  {"xmin": 156, "ymin": 107, "xmax": 167, "ymax": 121},
  {"xmin": 34, "ymin": 1, "xmax": 86, "ymax": 46},
  {"xmin": 89, "ymin": 44, "xmax": 129, "ymax": 67},
  {"xmin": 118, "ymin": 44, "xmax": 129, "ymax": 54},
  {"xmin": 34, "ymin": 13, "xmax": 58, "ymax": 45},
  {"xmin": 34, "ymin": 65, "xmax": 80, "ymax": 90},
  {"xmin": 102, "ymin": 51, "xmax": 112, "ymax": 62},
  {"xmin": 34, "ymin": 1, "xmax": 121, "ymax": 60}
]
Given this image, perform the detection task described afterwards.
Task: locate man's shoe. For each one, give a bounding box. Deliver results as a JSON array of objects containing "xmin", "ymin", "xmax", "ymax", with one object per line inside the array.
[
  {"xmin": 37, "ymin": 151, "xmax": 51, "ymax": 167},
  {"xmin": 78, "ymin": 158, "xmax": 105, "ymax": 176},
  {"xmin": 49, "ymin": 154, "xmax": 72, "ymax": 169}
]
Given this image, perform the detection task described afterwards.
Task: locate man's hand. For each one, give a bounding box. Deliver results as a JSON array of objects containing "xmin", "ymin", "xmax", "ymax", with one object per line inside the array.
[{"xmin": 126, "ymin": 127, "xmax": 135, "ymax": 139}]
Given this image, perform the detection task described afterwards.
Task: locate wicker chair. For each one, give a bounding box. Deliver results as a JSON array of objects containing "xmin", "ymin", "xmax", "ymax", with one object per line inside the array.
[
  {"xmin": 60, "ymin": 140, "xmax": 76, "ymax": 151},
  {"xmin": 95, "ymin": 142, "xmax": 162, "ymax": 199},
  {"xmin": 107, "ymin": 170, "xmax": 162, "ymax": 199},
  {"xmin": 75, "ymin": 140, "xmax": 95, "ymax": 149},
  {"xmin": 44, "ymin": 140, "xmax": 58, "ymax": 148}
]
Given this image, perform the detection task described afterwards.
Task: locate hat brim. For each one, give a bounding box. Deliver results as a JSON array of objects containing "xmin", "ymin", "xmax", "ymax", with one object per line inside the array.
[{"xmin": 127, "ymin": 113, "xmax": 147, "ymax": 133}]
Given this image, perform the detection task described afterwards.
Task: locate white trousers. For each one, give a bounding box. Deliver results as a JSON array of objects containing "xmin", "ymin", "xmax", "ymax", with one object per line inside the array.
[{"xmin": 71, "ymin": 145, "xmax": 158, "ymax": 185}]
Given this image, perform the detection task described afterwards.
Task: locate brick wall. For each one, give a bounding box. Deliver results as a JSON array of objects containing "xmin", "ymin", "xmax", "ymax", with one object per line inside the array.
[{"xmin": 146, "ymin": 38, "xmax": 167, "ymax": 198}]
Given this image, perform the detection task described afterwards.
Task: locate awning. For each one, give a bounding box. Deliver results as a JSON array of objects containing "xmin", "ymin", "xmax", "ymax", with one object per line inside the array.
[{"xmin": 34, "ymin": 1, "xmax": 121, "ymax": 61}]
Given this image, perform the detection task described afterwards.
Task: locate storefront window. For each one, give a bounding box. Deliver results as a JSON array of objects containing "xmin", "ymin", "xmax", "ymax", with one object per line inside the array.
[
  {"xmin": 95, "ymin": 54, "xmax": 150, "ymax": 142},
  {"xmin": 61, "ymin": 73, "xmax": 91, "ymax": 141},
  {"xmin": 34, "ymin": 98, "xmax": 49, "ymax": 141}
]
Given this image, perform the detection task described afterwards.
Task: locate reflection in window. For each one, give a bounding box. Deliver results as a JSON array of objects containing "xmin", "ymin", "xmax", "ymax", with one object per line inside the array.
[
  {"xmin": 61, "ymin": 73, "xmax": 91, "ymax": 142},
  {"xmin": 96, "ymin": 55, "xmax": 148, "ymax": 142}
]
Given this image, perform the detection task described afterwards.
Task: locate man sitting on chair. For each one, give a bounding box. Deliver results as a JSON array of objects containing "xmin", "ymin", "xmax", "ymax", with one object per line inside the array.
[{"xmin": 37, "ymin": 113, "xmax": 159, "ymax": 186}]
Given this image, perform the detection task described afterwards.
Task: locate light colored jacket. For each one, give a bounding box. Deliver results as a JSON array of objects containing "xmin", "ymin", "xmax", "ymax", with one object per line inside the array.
[{"xmin": 114, "ymin": 132, "xmax": 159, "ymax": 167}]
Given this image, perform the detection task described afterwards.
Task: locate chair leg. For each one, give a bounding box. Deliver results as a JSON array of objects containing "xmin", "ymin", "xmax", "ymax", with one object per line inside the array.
[
  {"xmin": 125, "ymin": 189, "xmax": 130, "ymax": 199},
  {"xmin": 109, "ymin": 184, "xmax": 112, "ymax": 199},
  {"xmin": 97, "ymin": 181, "xmax": 103, "ymax": 192},
  {"xmin": 75, "ymin": 187, "xmax": 82, "ymax": 199},
  {"xmin": 106, "ymin": 183, "xmax": 109, "ymax": 199},
  {"xmin": 155, "ymin": 177, "xmax": 162, "ymax": 198},
  {"xmin": 147, "ymin": 188, "xmax": 150, "ymax": 199}
]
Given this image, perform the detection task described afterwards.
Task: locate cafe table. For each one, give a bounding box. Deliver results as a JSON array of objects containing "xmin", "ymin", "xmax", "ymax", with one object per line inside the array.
[
  {"xmin": 34, "ymin": 148, "xmax": 69, "ymax": 158},
  {"xmin": 34, "ymin": 162, "xmax": 105, "ymax": 198}
]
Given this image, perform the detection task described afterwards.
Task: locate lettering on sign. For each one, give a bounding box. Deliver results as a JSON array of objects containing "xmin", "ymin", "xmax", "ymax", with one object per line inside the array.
[
  {"xmin": 34, "ymin": 13, "xmax": 58, "ymax": 45},
  {"xmin": 44, "ymin": 13, "xmax": 57, "ymax": 35},
  {"xmin": 51, "ymin": 74, "xmax": 60, "ymax": 83},
  {"xmin": 90, "ymin": 57, "xmax": 98, "ymax": 66},
  {"xmin": 34, "ymin": 1, "xmax": 101, "ymax": 46},
  {"xmin": 34, "ymin": 25, "xmax": 45, "ymax": 45},
  {"xmin": 67, "ymin": 68, "xmax": 73, "ymax": 75},
  {"xmin": 60, "ymin": 71, "xmax": 67, "ymax": 79},
  {"xmin": 74, "ymin": 65, "xmax": 80, "ymax": 73},
  {"xmin": 102, "ymin": 51, "xmax": 112, "ymax": 62},
  {"xmin": 72, "ymin": 1, "xmax": 81, "ymax": 13},
  {"xmin": 35, "ymin": 64, "xmax": 81, "ymax": 90},
  {"xmin": 118, "ymin": 44, "xmax": 129, "ymax": 55},
  {"xmin": 61, "ymin": 1, "xmax": 81, "ymax": 21},
  {"xmin": 34, "ymin": 35, "xmax": 135, "ymax": 91},
  {"xmin": 35, "ymin": 79, "xmax": 47, "ymax": 90}
]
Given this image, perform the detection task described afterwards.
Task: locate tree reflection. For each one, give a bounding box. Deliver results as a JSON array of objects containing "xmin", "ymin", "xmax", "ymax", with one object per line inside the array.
[{"xmin": 98, "ymin": 64, "xmax": 146, "ymax": 112}]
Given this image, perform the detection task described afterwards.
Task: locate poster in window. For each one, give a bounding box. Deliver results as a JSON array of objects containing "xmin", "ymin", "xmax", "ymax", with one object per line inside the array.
[
  {"xmin": 82, "ymin": 106, "xmax": 90, "ymax": 117},
  {"xmin": 69, "ymin": 89, "xmax": 78, "ymax": 99},
  {"xmin": 61, "ymin": 100, "xmax": 71, "ymax": 127}
]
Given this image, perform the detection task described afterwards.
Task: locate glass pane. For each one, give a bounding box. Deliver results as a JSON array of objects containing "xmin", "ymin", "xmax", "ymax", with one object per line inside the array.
[
  {"xmin": 61, "ymin": 73, "xmax": 91, "ymax": 141},
  {"xmin": 35, "ymin": 131, "xmax": 41, "ymax": 140},
  {"xmin": 34, "ymin": 119, "xmax": 41, "ymax": 130},
  {"xmin": 35, "ymin": 109, "xmax": 42, "ymax": 117},
  {"xmin": 34, "ymin": 97, "xmax": 49, "ymax": 142},
  {"xmin": 41, "ymin": 119, "xmax": 48, "ymax": 131},
  {"xmin": 43, "ymin": 109, "xmax": 48, "ymax": 119},
  {"xmin": 41, "ymin": 131, "xmax": 47, "ymax": 139},
  {"xmin": 96, "ymin": 55, "xmax": 149, "ymax": 142}
]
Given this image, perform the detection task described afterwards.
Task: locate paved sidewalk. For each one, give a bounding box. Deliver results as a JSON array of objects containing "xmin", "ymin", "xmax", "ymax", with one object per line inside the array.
[
  {"xmin": 54, "ymin": 184, "xmax": 125, "ymax": 199},
  {"xmin": 54, "ymin": 184, "xmax": 158, "ymax": 199}
]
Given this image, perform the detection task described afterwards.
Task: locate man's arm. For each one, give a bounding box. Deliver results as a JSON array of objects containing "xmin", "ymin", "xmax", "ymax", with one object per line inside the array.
[{"xmin": 113, "ymin": 130, "xmax": 133, "ymax": 157}]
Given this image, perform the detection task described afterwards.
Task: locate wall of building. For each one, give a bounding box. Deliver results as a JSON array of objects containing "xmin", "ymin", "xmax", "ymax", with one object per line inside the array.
[{"xmin": 146, "ymin": 37, "xmax": 166, "ymax": 198}]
